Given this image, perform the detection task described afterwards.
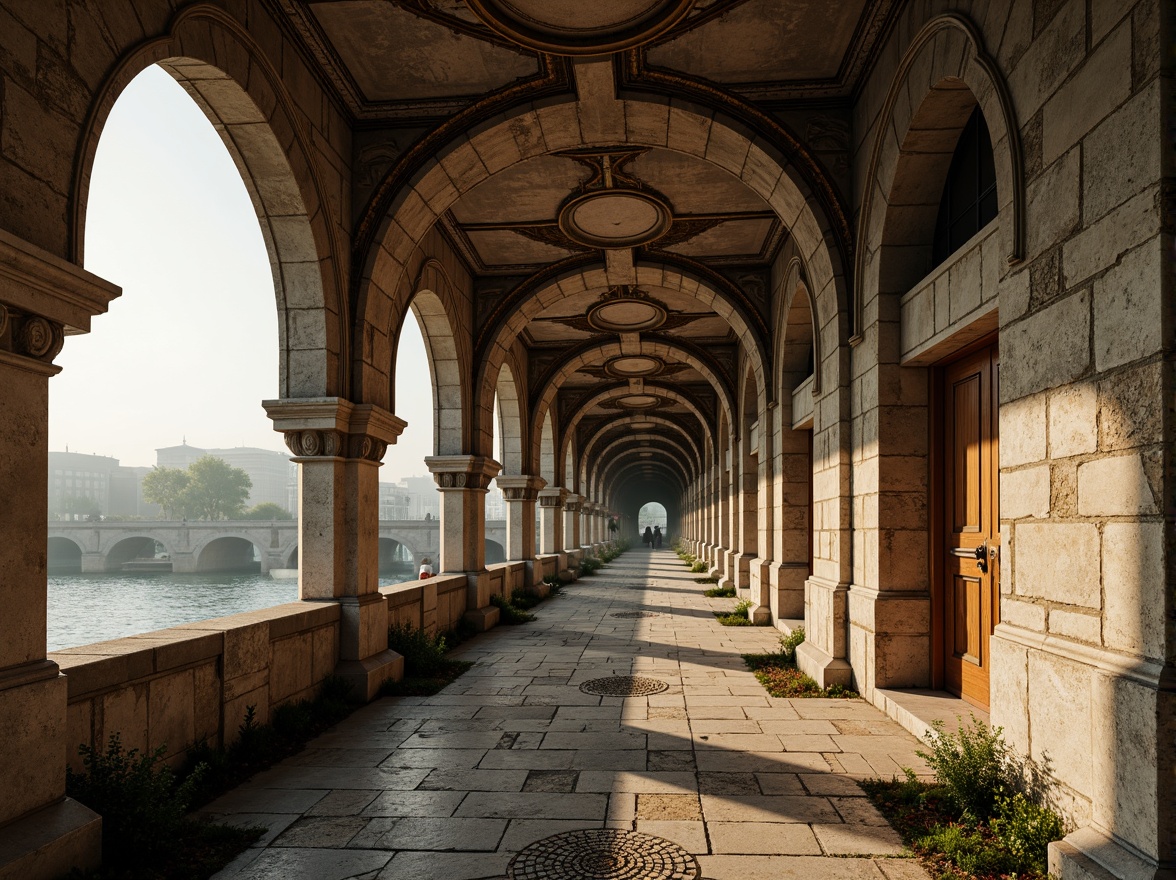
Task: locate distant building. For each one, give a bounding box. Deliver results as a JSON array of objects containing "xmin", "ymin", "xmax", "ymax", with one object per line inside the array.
[
  {"xmin": 48, "ymin": 452, "xmax": 159, "ymax": 519},
  {"xmin": 156, "ymin": 443, "xmax": 295, "ymax": 513},
  {"xmin": 378, "ymin": 476, "xmax": 439, "ymax": 521}
]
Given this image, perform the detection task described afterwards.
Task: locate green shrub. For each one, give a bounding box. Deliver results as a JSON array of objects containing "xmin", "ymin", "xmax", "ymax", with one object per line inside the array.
[
  {"xmin": 509, "ymin": 587, "xmax": 541, "ymax": 609},
  {"xmin": 387, "ymin": 620, "xmax": 450, "ymax": 676},
  {"xmin": 580, "ymin": 556, "xmax": 602, "ymax": 575},
  {"xmin": 690, "ymin": 560, "xmax": 708, "ymax": 573},
  {"xmin": 990, "ymin": 792, "xmax": 1065, "ymax": 875},
  {"xmin": 918, "ymin": 716, "xmax": 1015, "ymax": 823},
  {"xmin": 715, "ymin": 598, "xmax": 756, "ymax": 626},
  {"xmin": 704, "ymin": 584, "xmax": 736, "ymax": 597},
  {"xmin": 67, "ymin": 734, "xmax": 206, "ymax": 868},
  {"xmin": 491, "ymin": 593, "xmax": 537, "ymax": 624},
  {"xmin": 779, "ymin": 626, "xmax": 806, "ymax": 661}
]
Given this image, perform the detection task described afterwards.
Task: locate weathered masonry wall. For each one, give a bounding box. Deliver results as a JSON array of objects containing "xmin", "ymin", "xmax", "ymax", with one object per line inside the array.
[{"xmin": 49, "ymin": 565, "xmax": 534, "ymax": 772}]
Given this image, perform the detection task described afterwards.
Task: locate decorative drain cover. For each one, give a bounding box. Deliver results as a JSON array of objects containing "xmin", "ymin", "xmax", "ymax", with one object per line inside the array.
[
  {"xmin": 507, "ymin": 828, "xmax": 698, "ymax": 879},
  {"xmin": 610, "ymin": 611, "xmax": 658, "ymax": 619},
  {"xmin": 579, "ymin": 675, "xmax": 669, "ymax": 696}
]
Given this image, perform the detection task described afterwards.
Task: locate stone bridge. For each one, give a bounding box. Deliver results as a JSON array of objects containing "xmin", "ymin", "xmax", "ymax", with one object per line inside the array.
[{"xmin": 46, "ymin": 520, "xmax": 507, "ymax": 574}]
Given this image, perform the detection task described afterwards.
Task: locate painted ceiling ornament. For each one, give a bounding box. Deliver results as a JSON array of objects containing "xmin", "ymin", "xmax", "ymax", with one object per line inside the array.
[
  {"xmin": 555, "ymin": 148, "xmax": 674, "ymax": 249},
  {"xmin": 463, "ymin": 0, "xmax": 696, "ymax": 55},
  {"xmin": 586, "ymin": 285, "xmax": 668, "ymax": 332},
  {"xmin": 604, "ymin": 354, "xmax": 664, "ymax": 378}
]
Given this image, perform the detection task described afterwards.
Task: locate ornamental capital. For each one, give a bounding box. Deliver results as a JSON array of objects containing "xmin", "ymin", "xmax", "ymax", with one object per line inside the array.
[
  {"xmin": 267, "ymin": 399, "xmax": 405, "ymax": 461},
  {"xmin": 537, "ymin": 487, "xmax": 568, "ymax": 508},
  {"xmin": 496, "ymin": 474, "xmax": 547, "ymax": 502},
  {"xmin": 563, "ymin": 492, "xmax": 583, "ymax": 513},
  {"xmin": 425, "ymin": 455, "xmax": 502, "ymax": 492}
]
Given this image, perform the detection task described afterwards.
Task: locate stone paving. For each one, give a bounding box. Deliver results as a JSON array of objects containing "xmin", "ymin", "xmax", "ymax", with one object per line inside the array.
[{"xmin": 207, "ymin": 550, "xmax": 933, "ymax": 879}]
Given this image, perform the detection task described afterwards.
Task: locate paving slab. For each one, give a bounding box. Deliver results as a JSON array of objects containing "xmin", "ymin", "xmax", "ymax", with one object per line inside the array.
[{"xmin": 209, "ymin": 550, "xmax": 929, "ymax": 878}]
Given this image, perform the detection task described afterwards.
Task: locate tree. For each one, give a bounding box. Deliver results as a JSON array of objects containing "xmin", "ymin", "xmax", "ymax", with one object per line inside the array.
[
  {"xmin": 241, "ymin": 502, "xmax": 293, "ymax": 521},
  {"xmin": 179, "ymin": 456, "xmax": 252, "ymax": 521},
  {"xmin": 141, "ymin": 467, "xmax": 191, "ymax": 519}
]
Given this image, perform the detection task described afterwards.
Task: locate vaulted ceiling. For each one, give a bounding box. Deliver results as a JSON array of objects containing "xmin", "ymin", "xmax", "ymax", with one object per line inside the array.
[{"xmin": 272, "ymin": 0, "xmax": 903, "ymax": 508}]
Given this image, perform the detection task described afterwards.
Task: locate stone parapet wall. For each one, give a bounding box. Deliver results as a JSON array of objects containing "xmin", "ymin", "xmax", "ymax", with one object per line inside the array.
[{"xmin": 51, "ymin": 602, "xmax": 341, "ymax": 772}]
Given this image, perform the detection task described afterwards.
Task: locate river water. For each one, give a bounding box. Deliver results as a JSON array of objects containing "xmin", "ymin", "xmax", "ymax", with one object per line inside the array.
[{"xmin": 47, "ymin": 572, "xmax": 414, "ymax": 652}]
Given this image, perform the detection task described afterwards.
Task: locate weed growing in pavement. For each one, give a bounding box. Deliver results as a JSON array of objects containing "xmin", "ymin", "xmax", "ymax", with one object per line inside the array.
[
  {"xmin": 714, "ymin": 597, "xmax": 758, "ymax": 626},
  {"xmin": 704, "ymin": 584, "xmax": 736, "ymax": 597},
  {"xmin": 741, "ymin": 627, "xmax": 857, "ymax": 697},
  {"xmin": 862, "ymin": 721, "xmax": 1066, "ymax": 880},
  {"xmin": 491, "ymin": 593, "xmax": 538, "ymax": 624}
]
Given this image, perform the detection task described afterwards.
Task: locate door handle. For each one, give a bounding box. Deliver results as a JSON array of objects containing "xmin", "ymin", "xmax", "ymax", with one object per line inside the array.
[{"xmin": 974, "ymin": 542, "xmax": 989, "ymax": 574}]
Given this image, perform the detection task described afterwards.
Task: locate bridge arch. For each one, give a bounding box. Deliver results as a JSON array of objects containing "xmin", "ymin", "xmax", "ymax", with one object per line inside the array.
[
  {"xmin": 47, "ymin": 537, "xmax": 83, "ymax": 574},
  {"xmin": 195, "ymin": 535, "xmax": 263, "ymax": 573},
  {"xmin": 104, "ymin": 535, "xmax": 173, "ymax": 572},
  {"xmin": 378, "ymin": 537, "xmax": 416, "ymax": 573}
]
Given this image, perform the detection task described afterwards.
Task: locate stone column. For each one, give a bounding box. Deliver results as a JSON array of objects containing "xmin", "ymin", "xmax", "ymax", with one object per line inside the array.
[
  {"xmin": 496, "ymin": 475, "xmax": 545, "ymax": 592},
  {"xmin": 425, "ymin": 455, "xmax": 502, "ymax": 630},
  {"xmin": 537, "ymin": 487, "xmax": 567, "ymax": 575},
  {"xmin": 265, "ymin": 399, "xmax": 406, "ymax": 699},
  {"xmin": 0, "ymin": 231, "xmax": 118, "ymax": 877},
  {"xmin": 562, "ymin": 493, "xmax": 582, "ymax": 576}
]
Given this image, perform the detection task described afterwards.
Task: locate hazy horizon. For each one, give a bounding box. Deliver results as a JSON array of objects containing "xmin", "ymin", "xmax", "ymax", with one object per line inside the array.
[{"xmin": 50, "ymin": 65, "xmax": 436, "ymax": 480}]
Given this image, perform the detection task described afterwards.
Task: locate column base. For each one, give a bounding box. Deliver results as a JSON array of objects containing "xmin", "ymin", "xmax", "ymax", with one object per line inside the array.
[
  {"xmin": 795, "ymin": 640, "xmax": 853, "ymax": 689},
  {"xmin": 335, "ymin": 650, "xmax": 403, "ymax": 702},
  {"xmin": 1049, "ymin": 826, "xmax": 1172, "ymax": 880},
  {"xmin": 0, "ymin": 797, "xmax": 101, "ymax": 880},
  {"xmin": 462, "ymin": 604, "xmax": 501, "ymax": 632}
]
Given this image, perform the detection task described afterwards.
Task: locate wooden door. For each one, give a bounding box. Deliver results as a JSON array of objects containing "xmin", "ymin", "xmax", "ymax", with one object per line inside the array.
[{"xmin": 942, "ymin": 343, "xmax": 999, "ymax": 709}]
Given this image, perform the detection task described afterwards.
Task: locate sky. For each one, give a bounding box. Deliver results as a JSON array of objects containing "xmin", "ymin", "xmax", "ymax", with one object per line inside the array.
[{"xmin": 51, "ymin": 65, "xmax": 435, "ymax": 479}]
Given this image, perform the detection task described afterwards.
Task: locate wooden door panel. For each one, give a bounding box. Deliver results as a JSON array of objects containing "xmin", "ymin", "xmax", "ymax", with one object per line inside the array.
[{"xmin": 941, "ymin": 341, "xmax": 999, "ymax": 710}]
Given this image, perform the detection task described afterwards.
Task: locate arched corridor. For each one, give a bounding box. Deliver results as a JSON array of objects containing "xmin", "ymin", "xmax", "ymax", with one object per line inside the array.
[{"xmin": 0, "ymin": 4, "xmax": 1170, "ymax": 879}]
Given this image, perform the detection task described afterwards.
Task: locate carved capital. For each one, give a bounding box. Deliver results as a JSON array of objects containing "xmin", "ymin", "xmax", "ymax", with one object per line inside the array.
[
  {"xmin": 425, "ymin": 454, "xmax": 501, "ymax": 492},
  {"xmin": 496, "ymin": 474, "xmax": 547, "ymax": 502},
  {"xmin": 563, "ymin": 493, "xmax": 583, "ymax": 513},
  {"xmin": 0, "ymin": 305, "xmax": 65, "ymax": 364},
  {"xmin": 283, "ymin": 429, "xmax": 344, "ymax": 458},
  {"xmin": 537, "ymin": 487, "xmax": 568, "ymax": 509}
]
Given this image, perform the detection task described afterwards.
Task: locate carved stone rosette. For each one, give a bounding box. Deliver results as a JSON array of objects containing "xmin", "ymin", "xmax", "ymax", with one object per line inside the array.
[{"xmin": 0, "ymin": 305, "xmax": 65, "ymax": 364}]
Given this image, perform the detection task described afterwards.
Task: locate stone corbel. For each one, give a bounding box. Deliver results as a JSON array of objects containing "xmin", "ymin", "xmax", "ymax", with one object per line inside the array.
[
  {"xmin": 563, "ymin": 493, "xmax": 583, "ymax": 513},
  {"xmin": 496, "ymin": 474, "xmax": 547, "ymax": 501},
  {"xmin": 263, "ymin": 398, "xmax": 406, "ymax": 461},
  {"xmin": 424, "ymin": 455, "xmax": 502, "ymax": 491}
]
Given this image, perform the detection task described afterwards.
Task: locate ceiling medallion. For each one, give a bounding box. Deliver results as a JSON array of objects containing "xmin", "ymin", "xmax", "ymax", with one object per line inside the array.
[
  {"xmin": 463, "ymin": 1, "xmax": 696, "ymax": 56},
  {"xmin": 587, "ymin": 286, "xmax": 668, "ymax": 333},
  {"xmin": 629, "ymin": 420, "xmax": 658, "ymax": 430},
  {"xmin": 618, "ymin": 394, "xmax": 660, "ymax": 409},
  {"xmin": 558, "ymin": 188, "xmax": 673, "ymax": 249},
  {"xmin": 604, "ymin": 355, "xmax": 664, "ymax": 378}
]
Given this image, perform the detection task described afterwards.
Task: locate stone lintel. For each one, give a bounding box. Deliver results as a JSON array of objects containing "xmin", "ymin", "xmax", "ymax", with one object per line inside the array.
[
  {"xmin": 496, "ymin": 474, "xmax": 547, "ymax": 500},
  {"xmin": 0, "ymin": 228, "xmax": 120, "ymax": 333}
]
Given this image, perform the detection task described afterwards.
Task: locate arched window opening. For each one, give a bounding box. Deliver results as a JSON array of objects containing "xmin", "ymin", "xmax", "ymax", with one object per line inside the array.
[
  {"xmin": 932, "ymin": 106, "xmax": 997, "ymax": 267},
  {"xmin": 384, "ymin": 311, "xmax": 441, "ymax": 581},
  {"xmin": 638, "ymin": 502, "xmax": 668, "ymax": 534},
  {"xmin": 47, "ymin": 64, "xmax": 301, "ymax": 649}
]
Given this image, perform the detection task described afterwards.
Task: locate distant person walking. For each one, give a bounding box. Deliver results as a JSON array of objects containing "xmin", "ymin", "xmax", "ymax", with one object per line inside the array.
[
  {"xmin": 653, "ymin": 525, "xmax": 662, "ymax": 548},
  {"xmin": 643, "ymin": 526, "xmax": 653, "ymax": 548}
]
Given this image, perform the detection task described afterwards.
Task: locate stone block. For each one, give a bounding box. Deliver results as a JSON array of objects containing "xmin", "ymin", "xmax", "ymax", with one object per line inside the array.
[
  {"xmin": 1014, "ymin": 523, "xmax": 1100, "ymax": 606},
  {"xmin": 1082, "ymin": 80, "xmax": 1161, "ymax": 223},
  {"xmin": 1098, "ymin": 360, "xmax": 1163, "ymax": 451},
  {"xmin": 1028, "ymin": 650, "xmax": 1091, "ymax": 794},
  {"xmin": 1063, "ymin": 186, "xmax": 1158, "ymax": 287},
  {"xmin": 0, "ymin": 674, "xmax": 67, "ymax": 826},
  {"xmin": 270, "ymin": 633, "xmax": 314, "ymax": 704},
  {"xmin": 1090, "ymin": 674, "xmax": 1160, "ymax": 859},
  {"xmin": 988, "ymin": 634, "xmax": 1029, "ymax": 753},
  {"xmin": 1093, "ymin": 238, "xmax": 1162, "ymax": 372},
  {"xmin": 1025, "ymin": 147, "xmax": 1080, "ymax": 258},
  {"xmin": 1077, "ymin": 453, "xmax": 1158, "ymax": 516},
  {"xmin": 1006, "ymin": 0, "xmax": 1085, "ymax": 120},
  {"xmin": 1047, "ymin": 608, "xmax": 1100, "ymax": 644},
  {"xmin": 1102, "ymin": 521, "xmax": 1165, "ymax": 659},
  {"xmin": 1048, "ymin": 382, "xmax": 1097, "ymax": 458},
  {"xmin": 1000, "ymin": 598, "xmax": 1046, "ymax": 631},
  {"xmin": 100, "ymin": 682, "xmax": 148, "ymax": 754},
  {"xmin": 1041, "ymin": 19, "xmax": 1131, "ymax": 166},
  {"xmin": 148, "ymin": 671, "xmax": 195, "ymax": 762},
  {"xmin": 1001, "ymin": 289, "xmax": 1089, "ymax": 400},
  {"xmin": 1001, "ymin": 465, "xmax": 1050, "ymax": 519},
  {"xmin": 221, "ymin": 620, "xmax": 270, "ymax": 680},
  {"xmin": 999, "ymin": 393, "xmax": 1047, "ymax": 466},
  {"xmin": 0, "ymin": 797, "xmax": 101, "ymax": 880}
]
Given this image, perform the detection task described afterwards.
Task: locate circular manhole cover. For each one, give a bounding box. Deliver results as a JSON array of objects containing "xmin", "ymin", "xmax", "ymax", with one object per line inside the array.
[
  {"xmin": 507, "ymin": 828, "xmax": 698, "ymax": 879},
  {"xmin": 610, "ymin": 611, "xmax": 658, "ymax": 619},
  {"xmin": 579, "ymin": 675, "xmax": 669, "ymax": 697}
]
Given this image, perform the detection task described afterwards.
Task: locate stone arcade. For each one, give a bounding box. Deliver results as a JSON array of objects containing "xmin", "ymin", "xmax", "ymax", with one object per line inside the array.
[{"xmin": 0, "ymin": 1, "xmax": 1170, "ymax": 878}]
